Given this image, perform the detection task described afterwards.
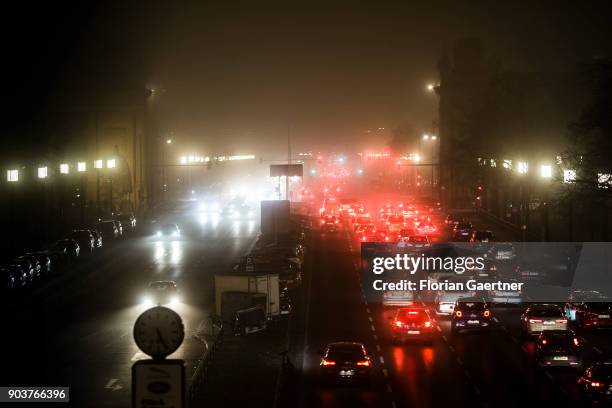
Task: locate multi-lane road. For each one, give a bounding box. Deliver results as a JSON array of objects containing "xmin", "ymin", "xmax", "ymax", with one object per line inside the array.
[
  {"xmin": 290, "ymin": 212, "xmax": 612, "ymax": 408},
  {"xmin": 2, "ymin": 202, "xmax": 258, "ymax": 407}
]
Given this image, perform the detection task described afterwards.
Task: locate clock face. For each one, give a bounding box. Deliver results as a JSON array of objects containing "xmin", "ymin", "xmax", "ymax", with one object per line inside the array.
[{"xmin": 133, "ymin": 306, "xmax": 185, "ymax": 359}]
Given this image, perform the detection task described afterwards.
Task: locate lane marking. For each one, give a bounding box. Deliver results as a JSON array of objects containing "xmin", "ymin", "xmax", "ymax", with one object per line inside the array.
[
  {"xmin": 464, "ymin": 369, "xmax": 471, "ymax": 380},
  {"xmin": 593, "ymin": 346, "xmax": 603, "ymax": 354},
  {"xmin": 368, "ymin": 316, "xmax": 373, "ymax": 323},
  {"xmin": 386, "ymin": 384, "xmax": 393, "ymax": 393},
  {"xmin": 104, "ymin": 379, "xmax": 123, "ymax": 392},
  {"xmin": 371, "ymin": 325, "xmax": 376, "ymax": 332},
  {"xmin": 456, "ymin": 356, "xmax": 463, "ymax": 365},
  {"xmin": 376, "ymin": 344, "xmax": 382, "ymax": 352},
  {"xmin": 382, "ymin": 368, "xmax": 388, "ymax": 377},
  {"xmin": 366, "ymin": 308, "xmax": 371, "ymax": 314},
  {"xmin": 373, "ymin": 334, "xmax": 378, "ymax": 341},
  {"xmin": 545, "ymin": 372, "xmax": 554, "ymax": 381},
  {"xmin": 442, "ymin": 335, "xmax": 447, "ymax": 342},
  {"xmin": 449, "ymin": 345, "xmax": 455, "ymax": 353},
  {"xmin": 493, "ymin": 317, "xmax": 499, "ymax": 323},
  {"xmin": 436, "ymin": 326, "xmax": 442, "ymax": 332},
  {"xmin": 391, "ymin": 401, "xmax": 397, "ymax": 408},
  {"xmin": 379, "ymin": 356, "xmax": 385, "ymax": 364}
]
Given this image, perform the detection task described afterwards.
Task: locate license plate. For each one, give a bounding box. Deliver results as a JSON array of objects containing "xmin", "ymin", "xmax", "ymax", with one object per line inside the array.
[
  {"xmin": 467, "ymin": 320, "xmax": 480, "ymax": 324},
  {"xmin": 543, "ymin": 321, "xmax": 556, "ymax": 325},
  {"xmin": 598, "ymin": 314, "xmax": 610, "ymax": 318},
  {"xmin": 553, "ymin": 356, "xmax": 569, "ymax": 361},
  {"xmin": 407, "ymin": 330, "xmax": 420, "ymax": 334},
  {"xmin": 339, "ymin": 370, "xmax": 354, "ymax": 376}
]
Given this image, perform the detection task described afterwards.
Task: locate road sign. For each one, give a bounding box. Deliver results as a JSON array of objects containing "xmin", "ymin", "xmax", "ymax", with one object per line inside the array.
[
  {"xmin": 246, "ymin": 256, "xmax": 254, "ymax": 272},
  {"xmin": 270, "ymin": 164, "xmax": 303, "ymax": 177},
  {"xmin": 132, "ymin": 359, "xmax": 185, "ymax": 408}
]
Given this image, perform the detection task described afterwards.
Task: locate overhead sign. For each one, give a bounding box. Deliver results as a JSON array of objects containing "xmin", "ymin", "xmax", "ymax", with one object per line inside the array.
[
  {"xmin": 132, "ymin": 359, "xmax": 185, "ymax": 408},
  {"xmin": 270, "ymin": 164, "xmax": 303, "ymax": 177}
]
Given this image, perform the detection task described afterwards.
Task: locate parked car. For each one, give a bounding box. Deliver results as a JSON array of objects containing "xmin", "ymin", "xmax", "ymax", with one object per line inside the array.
[
  {"xmin": 26, "ymin": 252, "xmax": 52, "ymax": 275},
  {"xmin": 12, "ymin": 257, "xmax": 36, "ymax": 282},
  {"xmin": 70, "ymin": 230, "xmax": 95, "ymax": 253},
  {"xmin": 91, "ymin": 230, "xmax": 103, "ymax": 249},
  {"xmin": 8, "ymin": 265, "xmax": 29, "ymax": 288},
  {"xmin": 0, "ymin": 268, "xmax": 16, "ymax": 292},
  {"xmin": 116, "ymin": 213, "xmax": 136, "ymax": 231},
  {"xmin": 54, "ymin": 239, "xmax": 80, "ymax": 259},
  {"xmin": 16, "ymin": 255, "xmax": 41, "ymax": 278},
  {"xmin": 97, "ymin": 221, "xmax": 119, "ymax": 240},
  {"xmin": 578, "ymin": 361, "xmax": 612, "ymax": 405}
]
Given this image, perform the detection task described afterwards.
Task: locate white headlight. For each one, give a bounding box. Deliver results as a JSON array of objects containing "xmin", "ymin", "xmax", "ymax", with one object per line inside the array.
[
  {"xmin": 156, "ymin": 231, "xmax": 162, "ymax": 237},
  {"xmin": 173, "ymin": 230, "xmax": 180, "ymax": 237},
  {"xmin": 142, "ymin": 296, "xmax": 153, "ymax": 306},
  {"xmin": 169, "ymin": 296, "xmax": 181, "ymax": 306}
]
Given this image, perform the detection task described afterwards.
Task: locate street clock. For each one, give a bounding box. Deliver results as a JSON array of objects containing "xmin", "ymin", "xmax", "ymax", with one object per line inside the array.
[{"xmin": 133, "ymin": 306, "xmax": 185, "ymax": 359}]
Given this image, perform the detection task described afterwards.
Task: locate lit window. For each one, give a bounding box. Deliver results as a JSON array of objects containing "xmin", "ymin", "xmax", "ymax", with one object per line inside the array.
[
  {"xmin": 503, "ymin": 160, "xmax": 512, "ymax": 170},
  {"xmin": 563, "ymin": 169, "xmax": 576, "ymax": 183},
  {"xmin": 38, "ymin": 167, "xmax": 48, "ymax": 179},
  {"xmin": 60, "ymin": 163, "xmax": 69, "ymax": 174},
  {"xmin": 94, "ymin": 160, "xmax": 103, "ymax": 169},
  {"xmin": 77, "ymin": 162, "xmax": 87, "ymax": 172},
  {"xmin": 7, "ymin": 169, "xmax": 18, "ymax": 182},
  {"xmin": 540, "ymin": 165, "xmax": 552, "ymax": 178},
  {"xmin": 107, "ymin": 159, "xmax": 116, "ymax": 169},
  {"xmin": 517, "ymin": 161, "xmax": 528, "ymax": 174}
]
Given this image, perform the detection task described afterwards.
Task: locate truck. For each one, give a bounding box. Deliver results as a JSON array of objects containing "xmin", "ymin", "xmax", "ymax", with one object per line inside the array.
[
  {"xmin": 260, "ymin": 200, "xmax": 290, "ymax": 240},
  {"xmin": 214, "ymin": 273, "xmax": 280, "ymax": 320}
]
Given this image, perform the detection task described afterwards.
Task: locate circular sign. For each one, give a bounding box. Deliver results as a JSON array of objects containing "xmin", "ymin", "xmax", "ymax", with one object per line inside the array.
[{"xmin": 134, "ymin": 306, "xmax": 185, "ymax": 359}]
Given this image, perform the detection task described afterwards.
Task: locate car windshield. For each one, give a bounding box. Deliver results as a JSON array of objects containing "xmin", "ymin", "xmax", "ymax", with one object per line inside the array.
[
  {"xmin": 396, "ymin": 310, "xmax": 426, "ymax": 320},
  {"xmin": 541, "ymin": 334, "xmax": 573, "ymax": 348}
]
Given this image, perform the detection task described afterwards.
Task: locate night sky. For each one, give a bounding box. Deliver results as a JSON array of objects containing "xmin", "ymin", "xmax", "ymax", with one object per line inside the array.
[{"xmin": 2, "ymin": 1, "xmax": 611, "ymax": 157}]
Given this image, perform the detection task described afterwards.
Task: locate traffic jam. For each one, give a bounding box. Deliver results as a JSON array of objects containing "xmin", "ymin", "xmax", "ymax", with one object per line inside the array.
[{"xmin": 305, "ymin": 171, "xmax": 612, "ymax": 406}]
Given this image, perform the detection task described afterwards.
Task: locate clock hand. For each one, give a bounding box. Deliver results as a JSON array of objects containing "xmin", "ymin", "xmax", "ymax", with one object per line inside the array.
[{"xmin": 156, "ymin": 328, "xmax": 169, "ymax": 349}]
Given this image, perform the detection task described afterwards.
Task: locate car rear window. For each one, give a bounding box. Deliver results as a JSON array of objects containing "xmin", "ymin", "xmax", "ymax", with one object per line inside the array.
[
  {"xmin": 531, "ymin": 308, "xmax": 563, "ymax": 317},
  {"xmin": 327, "ymin": 348, "xmax": 364, "ymax": 361},
  {"xmin": 396, "ymin": 310, "xmax": 425, "ymax": 320},
  {"xmin": 457, "ymin": 302, "xmax": 486, "ymax": 311}
]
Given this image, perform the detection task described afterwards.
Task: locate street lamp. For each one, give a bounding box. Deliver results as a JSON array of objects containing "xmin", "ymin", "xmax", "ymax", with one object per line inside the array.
[
  {"xmin": 426, "ymin": 83, "xmax": 435, "ymax": 92},
  {"xmin": 540, "ymin": 164, "xmax": 552, "ymax": 178},
  {"xmin": 166, "ymin": 139, "xmax": 173, "ymax": 144},
  {"xmin": 517, "ymin": 161, "xmax": 528, "ymax": 174}
]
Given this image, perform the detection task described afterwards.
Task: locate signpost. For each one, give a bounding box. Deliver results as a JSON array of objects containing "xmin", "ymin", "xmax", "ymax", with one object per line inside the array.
[
  {"xmin": 132, "ymin": 360, "xmax": 185, "ymax": 408},
  {"xmin": 132, "ymin": 306, "xmax": 186, "ymax": 408}
]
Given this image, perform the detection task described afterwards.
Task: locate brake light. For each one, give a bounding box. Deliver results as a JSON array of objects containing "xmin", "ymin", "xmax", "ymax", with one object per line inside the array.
[
  {"xmin": 335, "ymin": 220, "xmax": 339, "ymax": 224},
  {"xmin": 357, "ymin": 359, "xmax": 370, "ymax": 366},
  {"xmin": 320, "ymin": 220, "xmax": 325, "ymax": 225},
  {"xmin": 385, "ymin": 236, "xmax": 389, "ymax": 241},
  {"xmin": 408, "ymin": 311, "xmax": 418, "ymax": 314},
  {"xmin": 541, "ymin": 339, "xmax": 547, "ymax": 345},
  {"xmin": 590, "ymin": 381, "xmax": 603, "ymax": 388},
  {"xmin": 483, "ymin": 310, "xmax": 491, "ymax": 317},
  {"xmin": 424, "ymin": 321, "xmax": 432, "ymax": 328},
  {"xmin": 361, "ymin": 236, "xmax": 366, "ymax": 241},
  {"xmin": 556, "ymin": 319, "xmax": 567, "ymax": 324},
  {"xmin": 321, "ymin": 359, "xmax": 336, "ymax": 366},
  {"xmin": 395, "ymin": 320, "xmax": 403, "ymax": 327},
  {"xmin": 455, "ymin": 311, "xmax": 463, "ymax": 318},
  {"xmin": 573, "ymin": 337, "xmax": 580, "ymax": 346},
  {"xmin": 529, "ymin": 319, "xmax": 542, "ymax": 324}
]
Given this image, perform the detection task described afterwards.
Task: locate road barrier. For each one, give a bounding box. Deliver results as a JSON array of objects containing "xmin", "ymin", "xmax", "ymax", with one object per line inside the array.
[{"xmin": 187, "ymin": 318, "xmax": 224, "ymax": 404}]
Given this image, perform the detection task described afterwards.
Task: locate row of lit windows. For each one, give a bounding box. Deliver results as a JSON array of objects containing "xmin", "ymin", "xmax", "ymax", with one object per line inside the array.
[{"xmin": 6, "ymin": 159, "xmax": 117, "ymax": 182}]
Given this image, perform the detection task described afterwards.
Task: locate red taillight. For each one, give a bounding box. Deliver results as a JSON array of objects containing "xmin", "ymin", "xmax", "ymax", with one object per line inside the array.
[
  {"xmin": 483, "ymin": 310, "xmax": 491, "ymax": 317},
  {"xmin": 590, "ymin": 381, "xmax": 603, "ymax": 388},
  {"xmin": 361, "ymin": 236, "xmax": 366, "ymax": 241},
  {"xmin": 357, "ymin": 359, "xmax": 370, "ymax": 366},
  {"xmin": 573, "ymin": 337, "xmax": 580, "ymax": 346},
  {"xmin": 424, "ymin": 321, "xmax": 432, "ymax": 328},
  {"xmin": 395, "ymin": 320, "xmax": 403, "ymax": 327},
  {"xmin": 529, "ymin": 319, "xmax": 542, "ymax": 324},
  {"xmin": 320, "ymin": 220, "xmax": 325, "ymax": 225},
  {"xmin": 455, "ymin": 311, "xmax": 463, "ymax": 318},
  {"xmin": 335, "ymin": 220, "xmax": 339, "ymax": 224},
  {"xmin": 321, "ymin": 359, "xmax": 336, "ymax": 366},
  {"xmin": 541, "ymin": 339, "xmax": 547, "ymax": 345}
]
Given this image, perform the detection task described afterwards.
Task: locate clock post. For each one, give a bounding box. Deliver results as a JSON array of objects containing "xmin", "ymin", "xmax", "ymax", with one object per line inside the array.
[{"xmin": 131, "ymin": 306, "xmax": 186, "ymax": 408}]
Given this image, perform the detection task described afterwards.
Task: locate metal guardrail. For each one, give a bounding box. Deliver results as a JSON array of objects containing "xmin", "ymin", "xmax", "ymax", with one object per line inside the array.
[{"xmin": 187, "ymin": 320, "xmax": 224, "ymax": 404}]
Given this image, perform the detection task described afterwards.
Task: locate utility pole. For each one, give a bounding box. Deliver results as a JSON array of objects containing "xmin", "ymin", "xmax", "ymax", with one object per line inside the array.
[{"xmin": 286, "ymin": 126, "xmax": 291, "ymax": 200}]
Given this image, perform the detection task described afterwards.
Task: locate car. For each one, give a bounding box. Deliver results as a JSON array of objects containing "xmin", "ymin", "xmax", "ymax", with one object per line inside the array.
[
  {"xmin": 470, "ymin": 230, "xmax": 494, "ymax": 243},
  {"xmin": 397, "ymin": 235, "xmax": 430, "ymax": 250},
  {"xmin": 142, "ymin": 281, "xmax": 180, "ymax": 306},
  {"xmin": 574, "ymin": 302, "xmax": 612, "ymax": 330},
  {"xmin": 435, "ymin": 276, "xmax": 477, "ymax": 315},
  {"xmin": 391, "ymin": 307, "xmax": 435, "ymax": 343},
  {"xmin": 445, "ymin": 213, "xmax": 464, "ymax": 229},
  {"xmin": 578, "ymin": 361, "xmax": 612, "ymax": 405},
  {"xmin": 0, "ymin": 268, "xmax": 16, "ymax": 292},
  {"xmin": 26, "ymin": 252, "xmax": 52, "ymax": 275},
  {"xmin": 382, "ymin": 288, "xmax": 415, "ymax": 307},
  {"xmin": 469, "ymin": 259, "xmax": 497, "ymax": 278},
  {"xmin": 70, "ymin": 230, "xmax": 95, "ymax": 253},
  {"xmin": 280, "ymin": 288, "xmax": 292, "ymax": 315},
  {"xmin": 451, "ymin": 298, "xmax": 492, "ymax": 334},
  {"xmin": 565, "ymin": 290, "xmax": 606, "ymax": 321},
  {"xmin": 7, "ymin": 265, "xmax": 29, "ymax": 288},
  {"xmin": 155, "ymin": 223, "xmax": 181, "ymax": 238},
  {"xmin": 514, "ymin": 263, "xmax": 546, "ymax": 281},
  {"xmin": 520, "ymin": 304, "xmax": 567, "ymax": 336},
  {"xmin": 97, "ymin": 220, "xmax": 119, "ymax": 240},
  {"xmin": 319, "ymin": 342, "xmax": 371, "ymax": 384},
  {"xmin": 54, "ymin": 239, "xmax": 80, "ymax": 259},
  {"xmin": 12, "ymin": 257, "xmax": 36, "ymax": 282},
  {"xmin": 487, "ymin": 278, "xmax": 523, "ymax": 305},
  {"xmin": 16, "ymin": 255, "xmax": 41, "ymax": 279},
  {"xmin": 91, "ymin": 230, "xmax": 104, "ymax": 249},
  {"xmin": 486, "ymin": 243, "xmax": 517, "ymax": 261},
  {"xmin": 452, "ymin": 222, "xmax": 474, "ymax": 241},
  {"xmin": 113, "ymin": 220, "xmax": 124, "ymax": 236},
  {"xmin": 534, "ymin": 330, "xmax": 582, "ymax": 369},
  {"xmin": 116, "ymin": 213, "xmax": 136, "ymax": 230},
  {"xmin": 415, "ymin": 220, "xmax": 438, "ymax": 236}
]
